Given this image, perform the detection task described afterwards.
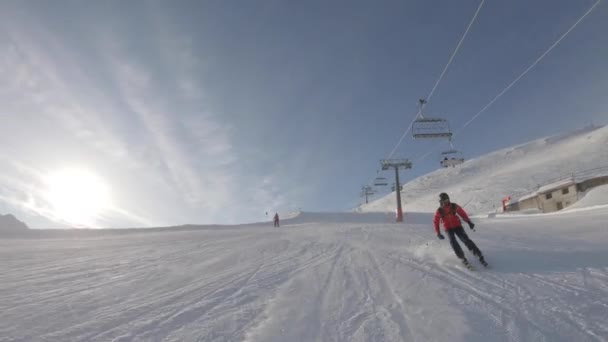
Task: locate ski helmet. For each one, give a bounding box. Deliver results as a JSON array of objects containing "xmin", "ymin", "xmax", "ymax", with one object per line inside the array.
[{"xmin": 439, "ymin": 193, "xmax": 450, "ymax": 202}]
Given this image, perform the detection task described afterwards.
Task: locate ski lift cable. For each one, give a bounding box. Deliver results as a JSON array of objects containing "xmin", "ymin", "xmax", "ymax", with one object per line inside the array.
[
  {"xmin": 459, "ymin": 0, "xmax": 602, "ymax": 131},
  {"xmin": 415, "ymin": 147, "xmax": 437, "ymax": 163},
  {"xmin": 387, "ymin": 111, "xmax": 419, "ymax": 158},
  {"xmin": 426, "ymin": 0, "xmax": 486, "ymax": 103},
  {"xmin": 363, "ymin": 0, "xmax": 485, "ymax": 196},
  {"xmin": 386, "ymin": 0, "xmax": 486, "ymax": 159},
  {"xmin": 386, "ymin": 2, "xmax": 484, "ymax": 158},
  {"xmin": 414, "ymin": 0, "xmax": 602, "ymax": 164}
]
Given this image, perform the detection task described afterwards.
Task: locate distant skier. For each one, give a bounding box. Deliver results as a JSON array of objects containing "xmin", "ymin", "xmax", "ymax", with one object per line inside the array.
[
  {"xmin": 273, "ymin": 213, "xmax": 280, "ymax": 227},
  {"xmin": 433, "ymin": 193, "xmax": 487, "ymax": 268}
]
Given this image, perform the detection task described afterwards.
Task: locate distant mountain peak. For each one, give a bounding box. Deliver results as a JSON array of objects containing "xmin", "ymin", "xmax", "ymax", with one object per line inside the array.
[{"xmin": 0, "ymin": 213, "xmax": 30, "ymax": 236}]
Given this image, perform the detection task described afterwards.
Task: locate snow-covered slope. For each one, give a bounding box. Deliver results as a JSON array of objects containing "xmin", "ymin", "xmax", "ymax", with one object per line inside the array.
[
  {"xmin": 565, "ymin": 184, "xmax": 608, "ymax": 211},
  {"xmin": 359, "ymin": 125, "xmax": 608, "ymax": 214},
  {"xmin": 2, "ymin": 207, "xmax": 608, "ymax": 341},
  {"xmin": 283, "ymin": 211, "xmax": 397, "ymax": 225}
]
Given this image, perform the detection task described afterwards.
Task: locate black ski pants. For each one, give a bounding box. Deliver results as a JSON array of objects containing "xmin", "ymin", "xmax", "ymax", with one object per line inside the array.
[{"xmin": 446, "ymin": 226, "xmax": 482, "ymax": 260}]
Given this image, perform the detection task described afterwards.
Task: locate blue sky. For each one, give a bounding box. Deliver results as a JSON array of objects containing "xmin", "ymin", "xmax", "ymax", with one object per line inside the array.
[{"xmin": 0, "ymin": 0, "xmax": 606, "ymax": 228}]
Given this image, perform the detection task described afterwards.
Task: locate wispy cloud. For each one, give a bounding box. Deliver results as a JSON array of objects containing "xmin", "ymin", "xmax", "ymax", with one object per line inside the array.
[
  {"xmin": 0, "ymin": 0, "xmax": 352, "ymax": 229},
  {"xmin": 0, "ymin": 4, "xmax": 257, "ymax": 227},
  {"xmin": 102, "ymin": 34, "xmax": 239, "ymax": 215}
]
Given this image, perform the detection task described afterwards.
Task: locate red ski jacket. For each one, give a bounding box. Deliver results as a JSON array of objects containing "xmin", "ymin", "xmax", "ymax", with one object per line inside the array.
[{"xmin": 433, "ymin": 202, "xmax": 471, "ymax": 235}]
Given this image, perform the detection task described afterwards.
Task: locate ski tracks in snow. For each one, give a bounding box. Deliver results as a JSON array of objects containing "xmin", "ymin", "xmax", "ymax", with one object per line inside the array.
[
  {"xmin": 244, "ymin": 226, "xmax": 417, "ymax": 342},
  {"xmin": 385, "ymin": 245, "xmax": 608, "ymax": 342},
  {"xmin": 2, "ymin": 213, "xmax": 608, "ymax": 342}
]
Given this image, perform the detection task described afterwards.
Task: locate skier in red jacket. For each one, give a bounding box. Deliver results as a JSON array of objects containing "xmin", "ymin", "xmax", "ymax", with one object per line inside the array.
[{"xmin": 433, "ymin": 193, "xmax": 487, "ymax": 268}]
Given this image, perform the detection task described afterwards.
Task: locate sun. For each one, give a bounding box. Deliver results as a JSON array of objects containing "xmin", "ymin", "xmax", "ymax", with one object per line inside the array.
[{"xmin": 44, "ymin": 168, "xmax": 111, "ymax": 227}]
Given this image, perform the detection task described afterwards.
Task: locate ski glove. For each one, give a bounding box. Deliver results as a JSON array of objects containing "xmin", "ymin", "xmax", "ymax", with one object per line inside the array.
[
  {"xmin": 468, "ymin": 222, "xmax": 475, "ymax": 231},
  {"xmin": 437, "ymin": 233, "xmax": 445, "ymax": 240}
]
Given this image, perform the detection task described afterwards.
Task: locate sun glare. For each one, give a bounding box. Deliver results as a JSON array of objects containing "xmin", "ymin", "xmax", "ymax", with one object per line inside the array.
[{"xmin": 44, "ymin": 168, "xmax": 111, "ymax": 227}]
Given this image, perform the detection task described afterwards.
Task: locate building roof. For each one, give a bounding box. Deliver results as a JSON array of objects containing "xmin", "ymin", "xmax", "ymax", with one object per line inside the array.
[
  {"xmin": 518, "ymin": 192, "xmax": 538, "ymax": 202},
  {"xmin": 537, "ymin": 179, "xmax": 576, "ymax": 194}
]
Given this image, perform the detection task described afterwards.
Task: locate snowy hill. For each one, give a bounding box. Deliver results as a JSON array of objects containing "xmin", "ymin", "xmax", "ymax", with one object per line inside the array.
[
  {"xmin": 359, "ymin": 125, "xmax": 608, "ymax": 214},
  {"xmin": 0, "ymin": 214, "xmax": 29, "ymax": 237}
]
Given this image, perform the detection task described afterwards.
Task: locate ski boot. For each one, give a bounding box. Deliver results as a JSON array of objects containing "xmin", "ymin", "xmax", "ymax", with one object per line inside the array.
[
  {"xmin": 461, "ymin": 258, "xmax": 474, "ymax": 270},
  {"xmin": 478, "ymin": 255, "xmax": 489, "ymax": 268}
]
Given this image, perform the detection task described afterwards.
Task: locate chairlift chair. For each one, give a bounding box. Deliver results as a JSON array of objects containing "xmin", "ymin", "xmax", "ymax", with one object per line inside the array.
[
  {"xmin": 441, "ymin": 149, "xmax": 459, "ymax": 155},
  {"xmin": 412, "ymin": 99, "xmax": 453, "ymax": 139},
  {"xmin": 374, "ymin": 177, "xmax": 388, "ymax": 186},
  {"xmin": 440, "ymin": 148, "xmax": 465, "ymax": 168}
]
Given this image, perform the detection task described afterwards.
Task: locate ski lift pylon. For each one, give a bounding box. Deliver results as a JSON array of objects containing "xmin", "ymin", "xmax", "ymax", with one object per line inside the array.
[{"xmin": 412, "ymin": 99, "xmax": 453, "ymax": 139}]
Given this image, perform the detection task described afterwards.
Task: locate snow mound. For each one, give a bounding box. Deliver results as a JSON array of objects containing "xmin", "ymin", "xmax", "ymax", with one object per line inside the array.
[
  {"xmin": 360, "ymin": 125, "xmax": 608, "ymax": 215},
  {"xmin": 565, "ymin": 184, "xmax": 608, "ymax": 211}
]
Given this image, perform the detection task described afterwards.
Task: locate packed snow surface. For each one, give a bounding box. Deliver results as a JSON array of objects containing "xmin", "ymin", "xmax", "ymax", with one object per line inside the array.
[{"xmin": 2, "ymin": 209, "xmax": 608, "ymax": 342}]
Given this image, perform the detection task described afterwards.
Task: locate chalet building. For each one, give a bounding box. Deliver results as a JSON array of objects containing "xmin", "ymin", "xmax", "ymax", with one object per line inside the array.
[{"xmin": 506, "ymin": 175, "xmax": 608, "ymax": 213}]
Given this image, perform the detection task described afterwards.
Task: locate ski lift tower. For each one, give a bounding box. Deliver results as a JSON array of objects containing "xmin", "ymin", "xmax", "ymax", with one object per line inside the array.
[
  {"xmin": 380, "ymin": 159, "xmax": 413, "ymax": 222},
  {"xmin": 360, "ymin": 185, "xmax": 375, "ymax": 204}
]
